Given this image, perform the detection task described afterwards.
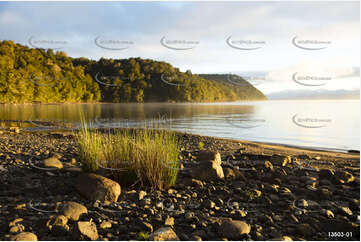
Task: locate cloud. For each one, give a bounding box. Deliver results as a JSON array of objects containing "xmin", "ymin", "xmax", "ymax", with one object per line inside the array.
[
  {"xmin": 267, "ymin": 59, "xmax": 359, "ymax": 82},
  {"xmin": 267, "ymin": 89, "xmax": 360, "ymax": 100},
  {"xmin": 0, "ymin": 1, "xmax": 359, "ymax": 96}
]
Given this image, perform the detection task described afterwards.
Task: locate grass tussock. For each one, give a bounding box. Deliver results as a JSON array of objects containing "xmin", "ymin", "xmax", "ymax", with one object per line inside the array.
[{"xmin": 76, "ymin": 119, "xmax": 180, "ymax": 189}]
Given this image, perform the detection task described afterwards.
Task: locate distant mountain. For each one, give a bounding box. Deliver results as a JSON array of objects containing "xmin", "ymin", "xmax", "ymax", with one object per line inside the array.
[
  {"xmin": 0, "ymin": 40, "xmax": 267, "ymax": 103},
  {"xmin": 267, "ymin": 89, "xmax": 360, "ymax": 100}
]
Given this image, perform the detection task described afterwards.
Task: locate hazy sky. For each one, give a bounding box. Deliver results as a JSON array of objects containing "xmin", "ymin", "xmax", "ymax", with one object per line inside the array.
[{"xmin": 0, "ymin": 1, "xmax": 359, "ymax": 95}]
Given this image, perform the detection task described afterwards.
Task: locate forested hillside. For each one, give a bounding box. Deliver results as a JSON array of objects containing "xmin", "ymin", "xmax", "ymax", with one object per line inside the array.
[
  {"xmin": 0, "ymin": 40, "xmax": 267, "ymax": 103},
  {"xmin": 0, "ymin": 41, "xmax": 100, "ymax": 103},
  {"xmin": 199, "ymin": 74, "xmax": 266, "ymax": 100}
]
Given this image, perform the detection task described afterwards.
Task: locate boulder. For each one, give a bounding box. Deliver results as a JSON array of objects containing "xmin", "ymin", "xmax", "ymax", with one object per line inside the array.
[
  {"xmin": 9, "ymin": 225, "xmax": 25, "ymax": 234},
  {"xmin": 338, "ymin": 206, "xmax": 353, "ymax": 216},
  {"xmin": 44, "ymin": 156, "xmax": 63, "ymax": 169},
  {"xmin": 190, "ymin": 160, "xmax": 224, "ymax": 181},
  {"xmin": 319, "ymin": 169, "xmax": 335, "ymax": 181},
  {"xmin": 320, "ymin": 219, "xmax": 358, "ymax": 232},
  {"xmin": 335, "ymin": 171, "xmax": 355, "ymax": 184},
  {"xmin": 264, "ymin": 160, "xmax": 274, "ymax": 171},
  {"xmin": 270, "ymin": 236, "xmax": 293, "ymax": 241},
  {"xmin": 73, "ymin": 221, "xmax": 99, "ymax": 241},
  {"xmin": 219, "ymin": 220, "xmax": 251, "ymax": 239},
  {"xmin": 9, "ymin": 127, "xmax": 20, "ymax": 134},
  {"xmin": 62, "ymin": 202, "xmax": 88, "ymax": 221},
  {"xmin": 10, "ymin": 232, "xmax": 37, "ymax": 241},
  {"xmin": 164, "ymin": 216, "xmax": 175, "ymax": 227},
  {"xmin": 135, "ymin": 219, "xmax": 153, "ymax": 233},
  {"xmin": 270, "ymin": 155, "xmax": 291, "ymax": 166},
  {"xmin": 100, "ymin": 221, "xmax": 112, "ymax": 229},
  {"xmin": 224, "ymin": 168, "xmax": 235, "ymax": 179},
  {"xmin": 47, "ymin": 215, "xmax": 70, "ymax": 236},
  {"xmin": 149, "ymin": 227, "xmax": 179, "ymax": 241},
  {"xmin": 9, "ymin": 218, "xmax": 24, "ymax": 228},
  {"xmin": 297, "ymin": 223, "xmax": 314, "ymax": 237},
  {"xmin": 195, "ymin": 151, "xmax": 222, "ymax": 165},
  {"xmin": 138, "ymin": 190, "xmax": 147, "ymax": 200},
  {"xmin": 75, "ymin": 173, "xmax": 121, "ymax": 204}
]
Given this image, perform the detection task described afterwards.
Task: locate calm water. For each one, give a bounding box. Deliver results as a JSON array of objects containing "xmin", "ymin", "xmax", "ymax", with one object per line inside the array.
[{"xmin": 0, "ymin": 100, "xmax": 359, "ymax": 151}]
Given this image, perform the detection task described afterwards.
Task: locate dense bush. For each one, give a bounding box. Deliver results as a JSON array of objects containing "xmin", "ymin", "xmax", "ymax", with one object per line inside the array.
[
  {"xmin": 0, "ymin": 40, "xmax": 101, "ymax": 103},
  {"xmin": 0, "ymin": 40, "xmax": 267, "ymax": 103}
]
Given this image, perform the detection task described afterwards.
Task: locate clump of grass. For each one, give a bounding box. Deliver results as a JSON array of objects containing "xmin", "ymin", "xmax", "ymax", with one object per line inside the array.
[
  {"xmin": 76, "ymin": 119, "xmax": 103, "ymax": 172},
  {"xmin": 75, "ymin": 119, "xmax": 180, "ymax": 189}
]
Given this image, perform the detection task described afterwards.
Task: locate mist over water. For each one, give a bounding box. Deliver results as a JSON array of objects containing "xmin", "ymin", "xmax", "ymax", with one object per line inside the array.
[{"xmin": 0, "ymin": 100, "xmax": 359, "ymax": 151}]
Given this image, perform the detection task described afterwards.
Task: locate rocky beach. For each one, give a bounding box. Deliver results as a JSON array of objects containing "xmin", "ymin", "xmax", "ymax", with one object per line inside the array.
[{"xmin": 0, "ymin": 127, "xmax": 359, "ymax": 241}]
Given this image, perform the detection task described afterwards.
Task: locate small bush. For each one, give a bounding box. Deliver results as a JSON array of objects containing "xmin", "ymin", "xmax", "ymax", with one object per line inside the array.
[{"xmin": 76, "ymin": 120, "xmax": 180, "ymax": 189}]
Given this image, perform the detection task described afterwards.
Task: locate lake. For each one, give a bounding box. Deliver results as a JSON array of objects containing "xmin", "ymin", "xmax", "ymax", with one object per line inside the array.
[{"xmin": 0, "ymin": 100, "xmax": 359, "ymax": 152}]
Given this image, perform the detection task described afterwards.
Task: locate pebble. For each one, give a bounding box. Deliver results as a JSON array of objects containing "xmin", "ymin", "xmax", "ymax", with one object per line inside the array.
[{"xmin": 1, "ymin": 132, "xmax": 359, "ymax": 241}]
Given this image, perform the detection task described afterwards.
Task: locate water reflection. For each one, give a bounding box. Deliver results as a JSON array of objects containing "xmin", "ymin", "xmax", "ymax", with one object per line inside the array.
[
  {"xmin": 0, "ymin": 100, "xmax": 359, "ymax": 151},
  {"xmin": 0, "ymin": 103, "xmax": 256, "ymax": 127}
]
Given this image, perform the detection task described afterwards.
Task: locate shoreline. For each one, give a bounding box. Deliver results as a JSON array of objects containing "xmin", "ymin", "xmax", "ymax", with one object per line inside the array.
[
  {"xmin": 0, "ymin": 98, "xmax": 267, "ymax": 105},
  {"xmin": 1, "ymin": 99, "xmax": 359, "ymax": 106},
  {"xmin": 0, "ymin": 128, "xmax": 359, "ymax": 240},
  {"xmin": 1, "ymin": 124, "xmax": 359, "ymax": 158}
]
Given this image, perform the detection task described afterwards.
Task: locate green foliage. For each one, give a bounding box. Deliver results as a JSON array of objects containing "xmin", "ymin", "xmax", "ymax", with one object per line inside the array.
[
  {"xmin": 0, "ymin": 40, "xmax": 101, "ymax": 103},
  {"xmin": 199, "ymin": 74, "xmax": 267, "ymax": 101},
  {"xmin": 75, "ymin": 119, "xmax": 103, "ymax": 172},
  {"xmin": 0, "ymin": 40, "xmax": 267, "ymax": 103}
]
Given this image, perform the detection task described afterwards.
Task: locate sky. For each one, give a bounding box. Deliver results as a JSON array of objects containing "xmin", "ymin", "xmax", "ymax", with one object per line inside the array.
[{"xmin": 0, "ymin": 1, "xmax": 359, "ymax": 96}]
